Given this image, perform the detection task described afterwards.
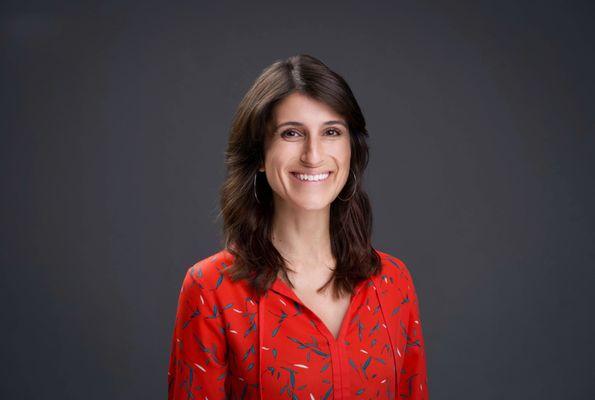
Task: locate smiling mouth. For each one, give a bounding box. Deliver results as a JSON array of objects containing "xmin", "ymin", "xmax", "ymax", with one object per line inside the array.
[{"xmin": 290, "ymin": 171, "xmax": 332, "ymax": 182}]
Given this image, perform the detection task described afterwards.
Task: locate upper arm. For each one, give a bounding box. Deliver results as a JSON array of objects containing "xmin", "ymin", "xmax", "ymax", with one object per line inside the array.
[
  {"xmin": 167, "ymin": 267, "xmax": 229, "ymax": 400},
  {"xmin": 397, "ymin": 259, "xmax": 430, "ymax": 399}
]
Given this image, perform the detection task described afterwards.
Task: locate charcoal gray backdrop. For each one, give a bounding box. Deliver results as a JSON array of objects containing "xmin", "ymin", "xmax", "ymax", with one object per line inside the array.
[{"xmin": 2, "ymin": 1, "xmax": 594, "ymax": 399}]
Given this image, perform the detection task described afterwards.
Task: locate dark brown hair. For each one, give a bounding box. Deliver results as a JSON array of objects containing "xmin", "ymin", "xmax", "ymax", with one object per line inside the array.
[{"xmin": 218, "ymin": 54, "xmax": 381, "ymax": 300}]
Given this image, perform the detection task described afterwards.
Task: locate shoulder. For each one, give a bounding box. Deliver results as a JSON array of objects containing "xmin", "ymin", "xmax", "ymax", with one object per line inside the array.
[
  {"xmin": 372, "ymin": 248, "xmax": 418, "ymax": 294},
  {"xmin": 184, "ymin": 248, "xmax": 234, "ymax": 287},
  {"xmin": 181, "ymin": 248, "xmax": 251, "ymax": 302}
]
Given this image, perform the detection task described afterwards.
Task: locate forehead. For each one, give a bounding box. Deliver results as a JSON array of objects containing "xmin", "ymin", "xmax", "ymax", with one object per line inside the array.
[{"xmin": 271, "ymin": 92, "xmax": 345, "ymax": 124}]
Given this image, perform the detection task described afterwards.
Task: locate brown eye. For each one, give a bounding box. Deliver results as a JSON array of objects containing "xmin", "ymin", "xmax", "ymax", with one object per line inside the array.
[
  {"xmin": 280, "ymin": 129, "xmax": 302, "ymax": 138},
  {"xmin": 326, "ymin": 128, "xmax": 342, "ymax": 136}
]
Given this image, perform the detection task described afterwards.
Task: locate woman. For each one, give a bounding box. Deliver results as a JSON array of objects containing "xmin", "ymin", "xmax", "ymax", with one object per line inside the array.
[{"xmin": 167, "ymin": 54, "xmax": 429, "ymax": 399}]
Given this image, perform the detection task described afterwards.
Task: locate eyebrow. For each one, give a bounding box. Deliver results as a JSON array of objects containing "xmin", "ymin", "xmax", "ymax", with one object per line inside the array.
[{"xmin": 274, "ymin": 120, "xmax": 348, "ymax": 130}]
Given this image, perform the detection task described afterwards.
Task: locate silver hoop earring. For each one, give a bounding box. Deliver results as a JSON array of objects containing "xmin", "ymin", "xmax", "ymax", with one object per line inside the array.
[
  {"xmin": 337, "ymin": 170, "xmax": 357, "ymax": 202},
  {"xmin": 253, "ymin": 172, "xmax": 261, "ymax": 204}
]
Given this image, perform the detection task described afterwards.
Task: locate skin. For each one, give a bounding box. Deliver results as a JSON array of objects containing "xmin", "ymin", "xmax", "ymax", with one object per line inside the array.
[{"xmin": 260, "ymin": 92, "xmax": 351, "ymax": 293}]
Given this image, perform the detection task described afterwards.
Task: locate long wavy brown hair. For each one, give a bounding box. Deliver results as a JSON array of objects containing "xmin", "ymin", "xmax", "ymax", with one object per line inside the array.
[{"xmin": 217, "ymin": 54, "xmax": 381, "ymax": 300}]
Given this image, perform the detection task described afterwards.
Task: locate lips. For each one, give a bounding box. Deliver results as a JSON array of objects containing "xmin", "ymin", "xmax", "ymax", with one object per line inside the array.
[
  {"xmin": 290, "ymin": 171, "xmax": 333, "ymax": 175},
  {"xmin": 290, "ymin": 171, "xmax": 332, "ymax": 183}
]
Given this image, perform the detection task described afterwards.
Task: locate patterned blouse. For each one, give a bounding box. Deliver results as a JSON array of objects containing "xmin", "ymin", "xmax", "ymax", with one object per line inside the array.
[{"xmin": 167, "ymin": 248, "xmax": 428, "ymax": 399}]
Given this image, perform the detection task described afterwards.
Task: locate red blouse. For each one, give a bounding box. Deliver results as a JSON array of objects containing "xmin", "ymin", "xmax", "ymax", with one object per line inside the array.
[{"xmin": 167, "ymin": 248, "xmax": 428, "ymax": 399}]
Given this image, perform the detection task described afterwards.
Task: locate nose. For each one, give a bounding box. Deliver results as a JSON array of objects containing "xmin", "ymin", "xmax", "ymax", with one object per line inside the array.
[{"xmin": 300, "ymin": 134, "xmax": 324, "ymax": 166}]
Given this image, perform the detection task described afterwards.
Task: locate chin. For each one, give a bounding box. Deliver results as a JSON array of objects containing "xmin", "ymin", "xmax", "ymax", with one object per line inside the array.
[{"xmin": 292, "ymin": 199, "xmax": 331, "ymax": 211}]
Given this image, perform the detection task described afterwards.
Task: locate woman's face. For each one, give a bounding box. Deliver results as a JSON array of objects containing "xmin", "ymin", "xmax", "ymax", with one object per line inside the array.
[{"xmin": 261, "ymin": 92, "xmax": 352, "ymax": 211}]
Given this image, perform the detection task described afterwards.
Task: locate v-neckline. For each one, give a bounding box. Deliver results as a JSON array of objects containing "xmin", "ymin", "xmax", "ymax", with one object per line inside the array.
[{"xmin": 270, "ymin": 276, "xmax": 368, "ymax": 341}]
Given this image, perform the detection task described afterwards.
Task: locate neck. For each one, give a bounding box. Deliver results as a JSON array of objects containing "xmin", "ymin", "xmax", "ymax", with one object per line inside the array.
[{"xmin": 270, "ymin": 197, "xmax": 334, "ymax": 274}]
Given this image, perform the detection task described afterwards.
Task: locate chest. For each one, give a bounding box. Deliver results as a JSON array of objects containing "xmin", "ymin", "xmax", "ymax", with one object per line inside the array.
[
  {"xmin": 290, "ymin": 286, "xmax": 352, "ymax": 339},
  {"xmin": 227, "ymin": 275, "xmax": 399, "ymax": 399}
]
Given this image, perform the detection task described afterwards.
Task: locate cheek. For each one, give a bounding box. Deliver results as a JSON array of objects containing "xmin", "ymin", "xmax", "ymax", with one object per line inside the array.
[
  {"xmin": 344, "ymin": 145, "xmax": 352, "ymax": 165},
  {"xmin": 339, "ymin": 143, "xmax": 352, "ymax": 183},
  {"xmin": 265, "ymin": 151, "xmax": 286, "ymax": 171},
  {"xmin": 265, "ymin": 143, "xmax": 296, "ymax": 169},
  {"xmin": 331, "ymin": 140, "xmax": 352, "ymax": 166},
  {"xmin": 264, "ymin": 152, "xmax": 291, "ymax": 188}
]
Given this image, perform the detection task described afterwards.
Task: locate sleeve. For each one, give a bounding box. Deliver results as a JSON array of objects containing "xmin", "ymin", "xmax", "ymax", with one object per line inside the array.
[
  {"xmin": 398, "ymin": 266, "xmax": 429, "ymax": 399},
  {"xmin": 167, "ymin": 267, "xmax": 229, "ymax": 400}
]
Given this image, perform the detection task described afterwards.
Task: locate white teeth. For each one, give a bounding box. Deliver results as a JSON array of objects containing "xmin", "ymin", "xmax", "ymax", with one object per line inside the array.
[{"xmin": 294, "ymin": 172, "xmax": 330, "ymax": 182}]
